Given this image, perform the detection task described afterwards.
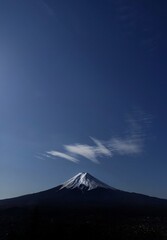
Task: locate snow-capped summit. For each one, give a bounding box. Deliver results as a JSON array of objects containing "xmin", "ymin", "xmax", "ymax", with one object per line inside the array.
[{"xmin": 60, "ymin": 172, "xmax": 116, "ymax": 191}]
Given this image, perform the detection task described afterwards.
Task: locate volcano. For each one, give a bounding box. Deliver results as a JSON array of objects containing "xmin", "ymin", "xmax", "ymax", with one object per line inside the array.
[
  {"xmin": 59, "ymin": 172, "xmax": 116, "ymax": 191},
  {"xmin": 0, "ymin": 172, "xmax": 167, "ymax": 212},
  {"xmin": 1, "ymin": 173, "xmax": 167, "ymax": 240}
]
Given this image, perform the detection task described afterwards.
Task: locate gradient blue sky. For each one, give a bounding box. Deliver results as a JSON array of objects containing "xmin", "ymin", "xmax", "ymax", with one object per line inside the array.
[{"xmin": 0, "ymin": 0, "xmax": 167, "ymax": 199}]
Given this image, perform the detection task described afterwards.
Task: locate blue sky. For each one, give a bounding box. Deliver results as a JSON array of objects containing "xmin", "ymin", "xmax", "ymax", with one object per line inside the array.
[{"xmin": 0, "ymin": 0, "xmax": 167, "ymax": 199}]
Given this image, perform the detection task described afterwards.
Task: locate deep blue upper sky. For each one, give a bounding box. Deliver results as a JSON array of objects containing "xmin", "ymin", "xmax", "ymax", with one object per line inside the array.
[{"xmin": 0, "ymin": 0, "xmax": 167, "ymax": 199}]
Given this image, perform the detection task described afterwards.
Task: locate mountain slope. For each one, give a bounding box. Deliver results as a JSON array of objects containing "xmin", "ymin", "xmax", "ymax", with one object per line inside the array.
[
  {"xmin": 0, "ymin": 172, "xmax": 167, "ymax": 212},
  {"xmin": 1, "ymin": 172, "xmax": 167, "ymax": 240},
  {"xmin": 60, "ymin": 172, "xmax": 116, "ymax": 191}
]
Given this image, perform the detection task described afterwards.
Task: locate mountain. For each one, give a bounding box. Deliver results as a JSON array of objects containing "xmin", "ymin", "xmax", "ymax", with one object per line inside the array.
[
  {"xmin": 60, "ymin": 172, "xmax": 116, "ymax": 191},
  {"xmin": 1, "ymin": 173, "xmax": 167, "ymax": 240},
  {"xmin": 0, "ymin": 172, "xmax": 167, "ymax": 213}
]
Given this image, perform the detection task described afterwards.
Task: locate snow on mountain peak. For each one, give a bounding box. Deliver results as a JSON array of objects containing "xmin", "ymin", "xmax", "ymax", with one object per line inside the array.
[{"xmin": 60, "ymin": 172, "xmax": 116, "ymax": 191}]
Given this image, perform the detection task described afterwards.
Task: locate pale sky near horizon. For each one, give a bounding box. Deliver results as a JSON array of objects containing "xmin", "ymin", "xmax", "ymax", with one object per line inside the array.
[{"xmin": 0, "ymin": 0, "xmax": 167, "ymax": 199}]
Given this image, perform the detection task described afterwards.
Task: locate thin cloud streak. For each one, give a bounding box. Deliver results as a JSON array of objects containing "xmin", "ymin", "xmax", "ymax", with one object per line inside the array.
[
  {"xmin": 107, "ymin": 114, "xmax": 146, "ymax": 156},
  {"xmin": 65, "ymin": 144, "xmax": 99, "ymax": 163},
  {"xmin": 47, "ymin": 151, "xmax": 79, "ymax": 163},
  {"xmin": 91, "ymin": 137, "xmax": 112, "ymax": 157},
  {"xmin": 43, "ymin": 112, "xmax": 151, "ymax": 164},
  {"xmin": 108, "ymin": 138, "xmax": 142, "ymax": 155},
  {"xmin": 65, "ymin": 137, "xmax": 112, "ymax": 163},
  {"xmin": 35, "ymin": 155, "xmax": 45, "ymax": 160}
]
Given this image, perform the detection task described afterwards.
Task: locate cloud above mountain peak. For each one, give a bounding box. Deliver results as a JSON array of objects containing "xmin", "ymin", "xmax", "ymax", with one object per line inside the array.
[{"xmin": 38, "ymin": 113, "xmax": 151, "ymax": 164}]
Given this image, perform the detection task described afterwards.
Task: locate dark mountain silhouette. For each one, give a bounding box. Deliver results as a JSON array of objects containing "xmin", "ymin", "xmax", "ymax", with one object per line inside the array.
[
  {"xmin": 1, "ymin": 173, "xmax": 167, "ymax": 240},
  {"xmin": 0, "ymin": 172, "xmax": 167, "ymax": 213}
]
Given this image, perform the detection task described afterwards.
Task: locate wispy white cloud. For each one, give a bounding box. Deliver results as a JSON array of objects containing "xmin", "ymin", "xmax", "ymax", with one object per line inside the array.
[
  {"xmin": 47, "ymin": 150, "xmax": 79, "ymax": 163},
  {"xmin": 107, "ymin": 113, "xmax": 146, "ymax": 156},
  {"xmin": 91, "ymin": 137, "xmax": 112, "ymax": 157},
  {"xmin": 65, "ymin": 137, "xmax": 112, "ymax": 163},
  {"xmin": 35, "ymin": 155, "xmax": 45, "ymax": 160},
  {"xmin": 42, "ymin": 112, "xmax": 152, "ymax": 164},
  {"xmin": 108, "ymin": 138, "xmax": 142, "ymax": 155},
  {"xmin": 40, "ymin": 153, "xmax": 56, "ymax": 159},
  {"xmin": 65, "ymin": 144, "xmax": 99, "ymax": 163}
]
